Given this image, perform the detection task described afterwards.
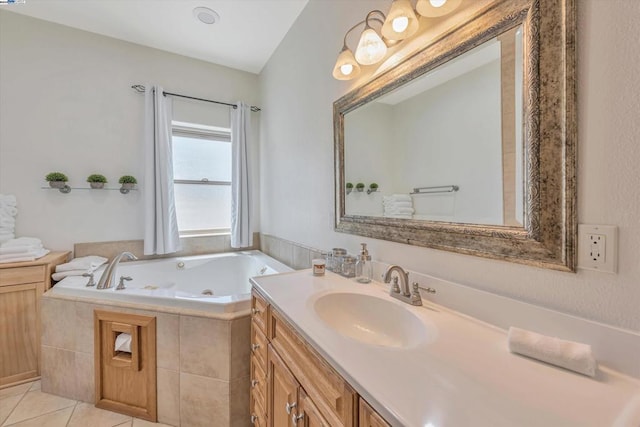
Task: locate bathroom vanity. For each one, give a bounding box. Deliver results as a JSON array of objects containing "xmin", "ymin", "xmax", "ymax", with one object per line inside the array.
[
  {"xmin": 250, "ymin": 270, "xmax": 640, "ymax": 427},
  {"xmin": 0, "ymin": 251, "xmax": 70, "ymax": 388}
]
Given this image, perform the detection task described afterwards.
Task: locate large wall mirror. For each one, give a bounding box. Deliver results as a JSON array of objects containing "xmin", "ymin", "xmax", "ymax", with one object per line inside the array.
[{"xmin": 334, "ymin": 0, "xmax": 576, "ymax": 271}]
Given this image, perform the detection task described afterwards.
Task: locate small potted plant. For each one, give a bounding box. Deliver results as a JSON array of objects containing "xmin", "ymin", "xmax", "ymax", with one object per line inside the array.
[
  {"xmin": 346, "ymin": 182, "xmax": 354, "ymax": 194},
  {"xmin": 45, "ymin": 172, "xmax": 69, "ymax": 189},
  {"xmin": 367, "ymin": 182, "xmax": 379, "ymax": 194},
  {"xmin": 86, "ymin": 174, "xmax": 107, "ymax": 189},
  {"xmin": 118, "ymin": 175, "xmax": 137, "ymax": 193},
  {"xmin": 356, "ymin": 182, "xmax": 365, "ymax": 192}
]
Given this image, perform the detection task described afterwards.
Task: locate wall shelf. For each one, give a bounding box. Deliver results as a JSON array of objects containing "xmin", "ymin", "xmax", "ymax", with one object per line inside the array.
[{"xmin": 41, "ymin": 186, "xmax": 138, "ymax": 194}]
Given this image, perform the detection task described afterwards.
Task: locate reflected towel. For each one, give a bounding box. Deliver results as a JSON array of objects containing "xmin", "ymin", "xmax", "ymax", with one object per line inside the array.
[
  {"xmin": 383, "ymin": 194, "xmax": 412, "ymax": 203},
  {"xmin": 55, "ymin": 255, "xmax": 108, "ymax": 273},
  {"xmin": 115, "ymin": 333, "xmax": 132, "ymax": 353},
  {"xmin": 384, "ymin": 207, "xmax": 415, "ymax": 215},
  {"xmin": 382, "ymin": 201, "xmax": 413, "ymax": 208},
  {"xmin": 0, "ymin": 206, "xmax": 18, "ymax": 217},
  {"xmin": 507, "ymin": 327, "xmax": 597, "ymax": 377},
  {"xmin": 0, "ymin": 195, "xmax": 17, "ymax": 206}
]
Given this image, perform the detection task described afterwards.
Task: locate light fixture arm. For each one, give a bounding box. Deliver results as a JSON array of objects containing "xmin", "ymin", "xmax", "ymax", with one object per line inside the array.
[{"xmin": 342, "ymin": 12, "xmax": 386, "ymax": 51}]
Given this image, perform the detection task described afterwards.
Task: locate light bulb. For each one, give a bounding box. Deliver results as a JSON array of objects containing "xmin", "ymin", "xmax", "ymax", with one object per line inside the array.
[
  {"xmin": 430, "ymin": 0, "xmax": 447, "ymax": 7},
  {"xmin": 392, "ymin": 16, "xmax": 409, "ymax": 33},
  {"xmin": 340, "ymin": 63, "xmax": 353, "ymax": 76},
  {"xmin": 416, "ymin": 0, "xmax": 461, "ymax": 17},
  {"xmin": 381, "ymin": 0, "xmax": 419, "ymax": 41},
  {"xmin": 355, "ymin": 28, "xmax": 387, "ymax": 65},
  {"xmin": 332, "ymin": 47, "xmax": 361, "ymax": 80}
]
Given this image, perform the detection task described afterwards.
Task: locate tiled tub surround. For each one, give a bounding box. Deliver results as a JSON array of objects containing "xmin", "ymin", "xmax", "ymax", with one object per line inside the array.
[{"xmin": 40, "ymin": 295, "xmax": 252, "ymax": 427}]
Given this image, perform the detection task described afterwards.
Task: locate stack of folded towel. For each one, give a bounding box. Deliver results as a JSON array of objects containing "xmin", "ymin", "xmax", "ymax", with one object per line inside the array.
[
  {"xmin": 383, "ymin": 194, "xmax": 414, "ymax": 219},
  {"xmin": 0, "ymin": 194, "xmax": 18, "ymax": 244},
  {"xmin": 52, "ymin": 255, "xmax": 108, "ymax": 281},
  {"xmin": 0, "ymin": 237, "xmax": 50, "ymax": 263}
]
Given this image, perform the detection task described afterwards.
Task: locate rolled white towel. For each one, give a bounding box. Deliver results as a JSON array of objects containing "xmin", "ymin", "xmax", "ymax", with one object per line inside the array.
[
  {"xmin": 55, "ymin": 255, "xmax": 108, "ymax": 273},
  {"xmin": 383, "ymin": 194, "xmax": 412, "ymax": 203},
  {"xmin": 382, "ymin": 201, "xmax": 413, "ymax": 208},
  {"xmin": 0, "ymin": 233, "xmax": 15, "ymax": 245},
  {"xmin": 1, "ymin": 237, "xmax": 43, "ymax": 248},
  {"xmin": 507, "ymin": 327, "xmax": 597, "ymax": 377},
  {"xmin": 383, "ymin": 213, "xmax": 413, "ymax": 219},
  {"xmin": 0, "ymin": 217, "xmax": 15, "ymax": 227}
]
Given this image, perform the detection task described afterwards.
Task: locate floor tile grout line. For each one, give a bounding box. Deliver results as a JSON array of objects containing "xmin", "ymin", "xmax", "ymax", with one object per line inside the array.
[
  {"xmin": 3, "ymin": 390, "xmax": 76, "ymax": 427},
  {"xmin": 1, "ymin": 388, "xmax": 29, "ymax": 427},
  {"xmin": 65, "ymin": 402, "xmax": 79, "ymax": 427}
]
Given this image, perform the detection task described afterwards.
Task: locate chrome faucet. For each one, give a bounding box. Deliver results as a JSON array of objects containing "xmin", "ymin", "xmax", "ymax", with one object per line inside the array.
[
  {"xmin": 383, "ymin": 265, "xmax": 422, "ymax": 306},
  {"xmin": 96, "ymin": 251, "xmax": 138, "ymax": 289}
]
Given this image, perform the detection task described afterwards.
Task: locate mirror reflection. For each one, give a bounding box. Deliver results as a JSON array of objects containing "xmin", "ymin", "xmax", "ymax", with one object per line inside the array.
[{"xmin": 344, "ymin": 25, "xmax": 523, "ymax": 226}]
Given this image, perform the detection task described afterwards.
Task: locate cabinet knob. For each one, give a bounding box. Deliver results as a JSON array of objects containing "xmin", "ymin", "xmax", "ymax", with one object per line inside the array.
[
  {"xmin": 251, "ymin": 379, "xmax": 259, "ymax": 388},
  {"xmin": 250, "ymin": 414, "xmax": 258, "ymax": 424},
  {"xmin": 285, "ymin": 401, "xmax": 297, "ymax": 414},
  {"xmin": 291, "ymin": 412, "xmax": 304, "ymax": 425},
  {"xmin": 251, "ymin": 343, "xmax": 260, "ymax": 351},
  {"xmin": 251, "ymin": 308, "xmax": 261, "ymax": 315}
]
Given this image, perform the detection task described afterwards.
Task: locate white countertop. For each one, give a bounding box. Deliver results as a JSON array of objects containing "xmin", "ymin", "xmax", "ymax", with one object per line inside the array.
[{"xmin": 251, "ymin": 270, "xmax": 640, "ymax": 427}]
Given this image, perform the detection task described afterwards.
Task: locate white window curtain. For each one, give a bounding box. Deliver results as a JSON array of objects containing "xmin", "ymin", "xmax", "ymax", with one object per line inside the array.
[
  {"xmin": 230, "ymin": 102, "xmax": 253, "ymax": 248},
  {"xmin": 143, "ymin": 85, "xmax": 181, "ymax": 255}
]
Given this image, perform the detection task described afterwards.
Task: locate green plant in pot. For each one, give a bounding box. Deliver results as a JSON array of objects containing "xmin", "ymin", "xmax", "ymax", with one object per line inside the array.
[
  {"xmin": 45, "ymin": 172, "xmax": 69, "ymax": 189},
  {"xmin": 368, "ymin": 182, "xmax": 379, "ymax": 194},
  {"xmin": 346, "ymin": 182, "xmax": 354, "ymax": 194},
  {"xmin": 118, "ymin": 175, "xmax": 137, "ymax": 193},
  {"xmin": 86, "ymin": 174, "xmax": 107, "ymax": 189},
  {"xmin": 356, "ymin": 182, "xmax": 365, "ymax": 192}
]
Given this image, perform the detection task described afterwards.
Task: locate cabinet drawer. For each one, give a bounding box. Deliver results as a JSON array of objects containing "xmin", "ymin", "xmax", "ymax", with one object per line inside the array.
[
  {"xmin": 250, "ymin": 388, "xmax": 267, "ymax": 427},
  {"xmin": 250, "ymin": 355, "xmax": 268, "ymax": 410},
  {"xmin": 359, "ymin": 398, "xmax": 390, "ymax": 427},
  {"xmin": 251, "ymin": 322, "xmax": 268, "ymax": 370},
  {"xmin": 251, "ymin": 291, "xmax": 270, "ymax": 337},
  {"xmin": 270, "ymin": 309, "xmax": 357, "ymax": 427},
  {"xmin": 0, "ymin": 265, "xmax": 45, "ymax": 287}
]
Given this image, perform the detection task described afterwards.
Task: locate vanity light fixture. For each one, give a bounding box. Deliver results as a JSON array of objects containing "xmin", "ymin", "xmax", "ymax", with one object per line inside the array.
[
  {"xmin": 416, "ymin": 0, "xmax": 463, "ymax": 18},
  {"xmin": 332, "ymin": 0, "xmax": 462, "ymax": 80}
]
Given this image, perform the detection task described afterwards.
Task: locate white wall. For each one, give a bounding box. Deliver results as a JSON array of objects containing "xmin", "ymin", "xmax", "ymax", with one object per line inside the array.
[
  {"xmin": 259, "ymin": 0, "xmax": 640, "ymax": 331},
  {"xmin": 0, "ymin": 11, "xmax": 261, "ymax": 251}
]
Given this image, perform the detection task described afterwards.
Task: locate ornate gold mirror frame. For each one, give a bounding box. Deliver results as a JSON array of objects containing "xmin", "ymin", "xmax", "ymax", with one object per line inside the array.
[{"xmin": 334, "ymin": 0, "xmax": 576, "ymax": 271}]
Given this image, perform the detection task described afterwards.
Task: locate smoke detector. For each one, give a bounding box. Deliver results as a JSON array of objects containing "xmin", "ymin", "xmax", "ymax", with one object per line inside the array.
[{"xmin": 193, "ymin": 7, "xmax": 220, "ymax": 25}]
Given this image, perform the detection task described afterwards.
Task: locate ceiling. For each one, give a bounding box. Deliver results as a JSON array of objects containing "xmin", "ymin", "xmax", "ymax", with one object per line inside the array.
[{"xmin": 3, "ymin": 0, "xmax": 309, "ymax": 74}]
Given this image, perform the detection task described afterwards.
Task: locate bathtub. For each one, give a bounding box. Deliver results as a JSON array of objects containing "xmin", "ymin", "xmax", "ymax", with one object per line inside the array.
[{"xmin": 49, "ymin": 250, "xmax": 293, "ymax": 313}]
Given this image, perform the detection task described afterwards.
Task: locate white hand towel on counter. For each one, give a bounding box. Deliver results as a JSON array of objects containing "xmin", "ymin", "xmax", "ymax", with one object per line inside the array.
[
  {"xmin": 507, "ymin": 327, "xmax": 597, "ymax": 377},
  {"xmin": 115, "ymin": 333, "xmax": 132, "ymax": 353},
  {"xmin": 0, "ymin": 194, "xmax": 17, "ymax": 206},
  {"xmin": 55, "ymin": 255, "xmax": 108, "ymax": 273},
  {"xmin": 0, "ymin": 245, "xmax": 43, "ymax": 255}
]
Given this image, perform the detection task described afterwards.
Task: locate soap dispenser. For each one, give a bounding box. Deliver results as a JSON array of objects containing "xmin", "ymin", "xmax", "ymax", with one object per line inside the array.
[{"xmin": 355, "ymin": 243, "xmax": 372, "ymax": 283}]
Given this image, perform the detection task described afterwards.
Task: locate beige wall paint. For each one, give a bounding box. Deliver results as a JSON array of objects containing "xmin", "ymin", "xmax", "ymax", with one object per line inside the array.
[
  {"xmin": 0, "ymin": 11, "xmax": 261, "ymax": 251},
  {"xmin": 258, "ymin": 0, "xmax": 640, "ymax": 331}
]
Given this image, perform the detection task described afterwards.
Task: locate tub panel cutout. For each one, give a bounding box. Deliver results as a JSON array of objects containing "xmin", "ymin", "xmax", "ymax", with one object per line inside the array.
[{"xmin": 94, "ymin": 310, "xmax": 157, "ymax": 422}]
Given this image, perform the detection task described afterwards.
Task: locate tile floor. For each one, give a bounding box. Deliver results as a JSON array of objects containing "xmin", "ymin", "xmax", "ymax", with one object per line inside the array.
[{"xmin": 0, "ymin": 381, "xmax": 172, "ymax": 427}]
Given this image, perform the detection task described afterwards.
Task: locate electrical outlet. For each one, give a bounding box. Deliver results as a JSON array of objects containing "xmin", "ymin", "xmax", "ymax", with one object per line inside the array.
[{"xmin": 578, "ymin": 224, "xmax": 617, "ymax": 273}]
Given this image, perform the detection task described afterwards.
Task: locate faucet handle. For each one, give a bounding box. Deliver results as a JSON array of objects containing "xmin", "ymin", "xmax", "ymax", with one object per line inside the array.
[
  {"xmin": 82, "ymin": 272, "xmax": 95, "ymax": 287},
  {"xmin": 413, "ymin": 282, "xmax": 436, "ymax": 294},
  {"xmin": 116, "ymin": 276, "xmax": 132, "ymax": 291}
]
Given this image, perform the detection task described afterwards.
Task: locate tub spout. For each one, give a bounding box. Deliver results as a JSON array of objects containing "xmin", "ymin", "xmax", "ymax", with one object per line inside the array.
[{"xmin": 96, "ymin": 252, "xmax": 138, "ymax": 290}]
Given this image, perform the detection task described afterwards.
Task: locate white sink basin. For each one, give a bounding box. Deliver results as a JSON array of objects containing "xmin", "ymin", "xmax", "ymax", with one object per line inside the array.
[{"xmin": 313, "ymin": 292, "xmax": 432, "ymax": 349}]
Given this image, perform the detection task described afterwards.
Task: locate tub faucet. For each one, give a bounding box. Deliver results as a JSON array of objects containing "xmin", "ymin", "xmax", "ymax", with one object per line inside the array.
[
  {"xmin": 383, "ymin": 265, "xmax": 422, "ymax": 306},
  {"xmin": 96, "ymin": 251, "xmax": 138, "ymax": 289}
]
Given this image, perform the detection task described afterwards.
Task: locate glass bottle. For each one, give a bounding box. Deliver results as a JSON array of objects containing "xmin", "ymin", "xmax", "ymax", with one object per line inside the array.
[{"xmin": 355, "ymin": 243, "xmax": 372, "ymax": 283}]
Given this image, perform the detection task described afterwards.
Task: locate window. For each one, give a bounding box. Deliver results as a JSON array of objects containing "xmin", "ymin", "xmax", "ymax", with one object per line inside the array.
[{"xmin": 172, "ymin": 121, "xmax": 231, "ymax": 235}]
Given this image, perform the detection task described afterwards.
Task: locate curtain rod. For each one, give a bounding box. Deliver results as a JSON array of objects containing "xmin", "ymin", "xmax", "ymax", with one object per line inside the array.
[{"xmin": 131, "ymin": 85, "xmax": 261, "ymax": 112}]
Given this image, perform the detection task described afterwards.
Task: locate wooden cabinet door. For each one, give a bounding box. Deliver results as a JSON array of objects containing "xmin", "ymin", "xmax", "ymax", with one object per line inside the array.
[
  {"xmin": 296, "ymin": 388, "xmax": 330, "ymax": 427},
  {"xmin": 268, "ymin": 345, "xmax": 298, "ymax": 427},
  {"xmin": 0, "ymin": 282, "xmax": 43, "ymax": 386},
  {"xmin": 359, "ymin": 398, "xmax": 391, "ymax": 427}
]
